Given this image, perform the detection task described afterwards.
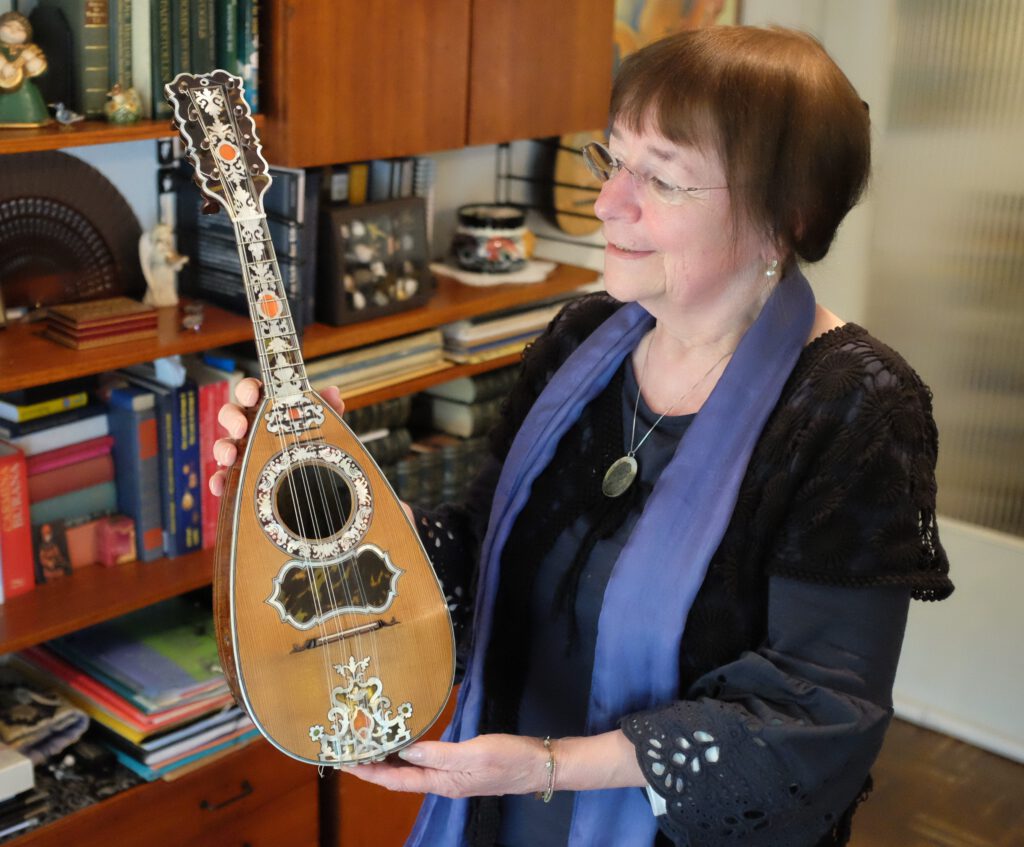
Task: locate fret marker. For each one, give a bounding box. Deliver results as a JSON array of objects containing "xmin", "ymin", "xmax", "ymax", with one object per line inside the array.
[{"xmin": 258, "ymin": 293, "xmax": 281, "ymax": 319}]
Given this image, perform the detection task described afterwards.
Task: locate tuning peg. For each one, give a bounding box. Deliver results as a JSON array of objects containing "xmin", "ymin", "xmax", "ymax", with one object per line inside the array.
[{"xmin": 201, "ymin": 197, "xmax": 221, "ymax": 215}]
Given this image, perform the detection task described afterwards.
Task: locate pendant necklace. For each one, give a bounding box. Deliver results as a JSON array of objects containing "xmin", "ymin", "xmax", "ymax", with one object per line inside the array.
[{"xmin": 602, "ymin": 341, "xmax": 735, "ymax": 498}]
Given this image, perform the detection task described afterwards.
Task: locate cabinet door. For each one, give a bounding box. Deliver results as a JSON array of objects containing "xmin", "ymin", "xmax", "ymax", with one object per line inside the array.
[
  {"xmin": 466, "ymin": 0, "xmax": 615, "ymax": 145},
  {"xmin": 264, "ymin": 0, "xmax": 472, "ymax": 167}
]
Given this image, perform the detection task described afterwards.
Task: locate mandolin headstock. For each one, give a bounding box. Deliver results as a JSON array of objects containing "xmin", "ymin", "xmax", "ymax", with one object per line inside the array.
[{"xmin": 165, "ymin": 70, "xmax": 270, "ymax": 220}]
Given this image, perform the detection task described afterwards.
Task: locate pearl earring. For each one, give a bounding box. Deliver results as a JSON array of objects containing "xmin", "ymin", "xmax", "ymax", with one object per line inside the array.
[{"xmin": 765, "ymin": 258, "xmax": 779, "ymax": 279}]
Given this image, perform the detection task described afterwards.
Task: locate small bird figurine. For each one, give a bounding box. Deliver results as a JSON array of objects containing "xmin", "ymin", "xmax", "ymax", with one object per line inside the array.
[{"xmin": 49, "ymin": 101, "xmax": 84, "ymax": 128}]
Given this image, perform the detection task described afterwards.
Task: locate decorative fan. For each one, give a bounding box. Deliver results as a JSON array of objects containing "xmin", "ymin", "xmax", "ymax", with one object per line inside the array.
[{"xmin": 0, "ymin": 151, "xmax": 144, "ymax": 311}]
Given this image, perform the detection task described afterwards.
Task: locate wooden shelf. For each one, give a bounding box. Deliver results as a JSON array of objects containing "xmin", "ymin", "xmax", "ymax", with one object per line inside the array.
[
  {"xmin": 0, "ymin": 547, "xmax": 213, "ymax": 655},
  {"xmin": 301, "ymin": 265, "xmax": 599, "ymax": 359},
  {"xmin": 0, "ymin": 265, "xmax": 599, "ymax": 394},
  {"xmin": 0, "ymin": 115, "xmax": 265, "ymax": 155},
  {"xmin": 0, "ymin": 264, "xmax": 599, "ymax": 655},
  {"xmin": 0, "ymin": 301, "xmax": 255, "ymax": 394}
]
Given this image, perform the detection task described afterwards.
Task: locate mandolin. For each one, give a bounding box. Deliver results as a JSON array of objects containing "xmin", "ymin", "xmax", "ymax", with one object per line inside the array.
[{"xmin": 165, "ymin": 71, "xmax": 454, "ymax": 767}]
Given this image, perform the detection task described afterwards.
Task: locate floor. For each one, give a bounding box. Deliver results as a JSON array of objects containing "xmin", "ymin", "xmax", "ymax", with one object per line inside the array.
[{"xmin": 849, "ymin": 719, "xmax": 1024, "ymax": 847}]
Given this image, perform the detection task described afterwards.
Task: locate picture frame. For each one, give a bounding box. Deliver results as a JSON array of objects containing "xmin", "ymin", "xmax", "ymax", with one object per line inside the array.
[{"xmin": 317, "ymin": 196, "xmax": 435, "ymax": 327}]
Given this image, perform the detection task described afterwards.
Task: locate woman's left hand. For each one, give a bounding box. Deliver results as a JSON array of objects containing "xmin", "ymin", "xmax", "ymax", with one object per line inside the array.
[
  {"xmin": 347, "ymin": 734, "xmax": 548, "ymax": 798},
  {"xmin": 347, "ymin": 730, "xmax": 646, "ymax": 798}
]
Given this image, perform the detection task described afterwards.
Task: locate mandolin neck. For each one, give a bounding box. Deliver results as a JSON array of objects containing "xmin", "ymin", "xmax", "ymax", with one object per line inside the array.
[{"xmin": 235, "ymin": 213, "xmax": 310, "ymax": 400}]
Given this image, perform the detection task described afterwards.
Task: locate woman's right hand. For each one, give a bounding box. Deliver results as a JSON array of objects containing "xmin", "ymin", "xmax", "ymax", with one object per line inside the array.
[{"xmin": 208, "ymin": 378, "xmax": 345, "ymax": 497}]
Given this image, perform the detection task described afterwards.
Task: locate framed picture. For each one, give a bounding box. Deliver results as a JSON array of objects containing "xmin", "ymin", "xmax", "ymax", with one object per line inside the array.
[
  {"xmin": 317, "ymin": 197, "xmax": 435, "ymax": 327},
  {"xmin": 33, "ymin": 520, "xmax": 73, "ymax": 584}
]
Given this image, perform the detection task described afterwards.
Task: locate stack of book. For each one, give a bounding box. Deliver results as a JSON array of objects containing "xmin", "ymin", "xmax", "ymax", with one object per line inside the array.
[
  {"xmin": 440, "ymin": 295, "xmax": 578, "ymax": 364},
  {"xmin": 12, "ymin": 596, "xmax": 255, "ymax": 782},
  {"xmin": 29, "ymin": 0, "xmax": 260, "ymax": 121},
  {"xmin": 42, "ymin": 298, "xmax": 158, "ymax": 351},
  {"xmin": 238, "ymin": 329, "xmax": 448, "ymax": 396},
  {"xmin": 0, "ymin": 380, "xmax": 120, "ymax": 592},
  {"xmin": 420, "ymin": 366, "xmax": 518, "ymax": 439},
  {"xmin": 177, "ymin": 165, "xmax": 320, "ymax": 338}
]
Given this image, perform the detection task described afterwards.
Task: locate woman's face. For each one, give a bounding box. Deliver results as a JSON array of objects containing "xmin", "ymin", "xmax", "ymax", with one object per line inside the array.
[{"xmin": 594, "ymin": 122, "xmax": 769, "ymax": 321}]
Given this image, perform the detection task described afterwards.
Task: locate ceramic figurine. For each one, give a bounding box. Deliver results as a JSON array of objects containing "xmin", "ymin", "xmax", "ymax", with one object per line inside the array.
[
  {"xmin": 139, "ymin": 223, "xmax": 190, "ymax": 308},
  {"xmin": 0, "ymin": 12, "xmax": 51, "ymax": 128}
]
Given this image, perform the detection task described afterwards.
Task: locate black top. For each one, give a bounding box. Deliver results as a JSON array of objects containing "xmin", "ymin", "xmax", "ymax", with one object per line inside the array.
[{"xmin": 414, "ymin": 293, "xmax": 952, "ymax": 847}]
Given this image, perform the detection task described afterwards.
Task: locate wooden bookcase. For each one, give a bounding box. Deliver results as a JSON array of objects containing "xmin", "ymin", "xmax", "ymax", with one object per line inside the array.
[{"xmin": 0, "ymin": 2, "xmax": 611, "ymax": 842}]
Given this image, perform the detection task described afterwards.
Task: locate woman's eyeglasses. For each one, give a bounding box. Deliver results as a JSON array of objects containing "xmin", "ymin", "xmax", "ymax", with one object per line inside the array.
[{"xmin": 580, "ymin": 141, "xmax": 728, "ymax": 206}]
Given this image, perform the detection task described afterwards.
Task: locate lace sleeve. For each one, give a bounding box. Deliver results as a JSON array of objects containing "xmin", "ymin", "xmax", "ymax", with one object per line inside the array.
[
  {"xmin": 765, "ymin": 333, "xmax": 951, "ymax": 599},
  {"xmin": 622, "ymin": 577, "xmax": 910, "ymax": 847}
]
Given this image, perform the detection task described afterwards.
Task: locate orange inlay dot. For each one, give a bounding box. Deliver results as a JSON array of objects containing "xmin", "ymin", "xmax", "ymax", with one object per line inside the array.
[
  {"xmin": 258, "ymin": 293, "xmax": 280, "ymax": 318},
  {"xmin": 218, "ymin": 142, "xmax": 238, "ymax": 161}
]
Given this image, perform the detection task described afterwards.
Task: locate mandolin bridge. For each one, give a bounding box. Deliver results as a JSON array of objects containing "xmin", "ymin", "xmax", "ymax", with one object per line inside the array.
[{"xmin": 290, "ymin": 617, "xmax": 398, "ymax": 654}]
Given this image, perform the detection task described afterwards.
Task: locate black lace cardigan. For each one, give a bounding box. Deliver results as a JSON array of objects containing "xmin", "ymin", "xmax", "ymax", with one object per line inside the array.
[{"xmin": 414, "ymin": 293, "xmax": 953, "ymax": 846}]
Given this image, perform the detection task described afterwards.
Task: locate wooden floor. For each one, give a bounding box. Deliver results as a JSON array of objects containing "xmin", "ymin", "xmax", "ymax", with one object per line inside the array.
[{"xmin": 850, "ymin": 719, "xmax": 1024, "ymax": 847}]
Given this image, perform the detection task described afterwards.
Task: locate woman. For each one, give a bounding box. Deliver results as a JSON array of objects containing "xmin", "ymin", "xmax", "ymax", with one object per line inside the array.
[{"xmin": 212, "ymin": 26, "xmax": 953, "ymax": 847}]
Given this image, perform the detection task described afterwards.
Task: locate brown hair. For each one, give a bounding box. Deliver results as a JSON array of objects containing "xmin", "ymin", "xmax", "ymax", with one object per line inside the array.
[{"xmin": 610, "ymin": 26, "xmax": 871, "ymax": 263}]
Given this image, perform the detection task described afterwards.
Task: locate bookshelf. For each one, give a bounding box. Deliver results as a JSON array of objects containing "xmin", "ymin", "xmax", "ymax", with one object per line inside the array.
[
  {"xmin": 0, "ymin": 116, "xmax": 266, "ymax": 157},
  {"xmin": 0, "ymin": 264, "xmax": 599, "ymax": 656}
]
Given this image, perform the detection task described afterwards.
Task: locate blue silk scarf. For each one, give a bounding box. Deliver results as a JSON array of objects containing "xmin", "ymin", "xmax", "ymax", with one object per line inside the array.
[{"xmin": 408, "ymin": 268, "xmax": 816, "ymax": 847}]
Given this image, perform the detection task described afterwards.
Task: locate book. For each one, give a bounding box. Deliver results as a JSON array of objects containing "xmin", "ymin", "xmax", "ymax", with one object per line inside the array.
[
  {"xmin": 25, "ymin": 434, "xmax": 116, "ymax": 476},
  {"xmin": 181, "ymin": 357, "xmax": 232, "ymax": 550},
  {"xmin": 5, "ymin": 409, "xmax": 110, "ymax": 458},
  {"xmin": 0, "ymin": 402, "xmax": 108, "ymax": 441},
  {"xmin": 303, "ymin": 329, "xmax": 444, "ymax": 378},
  {"xmin": 171, "ymin": 0, "xmax": 191, "ymax": 76},
  {"xmin": 47, "ymin": 595, "xmax": 227, "ymax": 705},
  {"xmin": 428, "ymin": 395, "xmax": 506, "ymax": 439},
  {"xmin": 236, "ymin": 0, "xmax": 259, "ymax": 112},
  {"xmin": 0, "ymin": 381, "xmax": 90, "ymax": 423},
  {"xmin": 44, "ymin": 297, "xmax": 158, "ymax": 350},
  {"xmin": 119, "ymin": 365, "xmax": 201, "ymax": 558},
  {"xmin": 0, "ymin": 442, "xmax": 34, "ymax": 599},
  {"xmin": 423, "ymin": 365, "xmax": 519, "ymax": 404},
  {"xmin": 190, "ymin": 0, "xmax": 216, "ymax": 72},
  {"xmin": 29, "ymin": 481, "xmax": 118, "ymax": 527},
  {"xmin": 33, "ymin": 0, "xmax": 111, "ymax": 117},
  {"xmin": 27, "ymin": 454, "xmax": 115, "ymax": 503},
  {"xmin": 130, "ymin": 0, "xmax": 154, "ymax": 116},
  {"xmin": 214, "ymin": 0, "xmax": 240, "ymax": 73},
  {"xmin": 150, "ymin": 0, "xmax": 174, "ymax": 119},
  {"xmin": 108, "ymin": 0, "xmax": 133, "ymax": 88},
  {"xmin": 107, "ymin": 385, "xmax": 164, "ymax": 562},
  {"xmin": 13, "ymin": 647, "xmax": 233, "ymax": 744}
]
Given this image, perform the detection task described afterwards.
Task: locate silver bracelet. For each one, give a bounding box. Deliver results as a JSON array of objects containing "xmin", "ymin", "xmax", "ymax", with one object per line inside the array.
[{"xmin": 536, "ymin": 736, "xmax": 556, "ymax": 803}]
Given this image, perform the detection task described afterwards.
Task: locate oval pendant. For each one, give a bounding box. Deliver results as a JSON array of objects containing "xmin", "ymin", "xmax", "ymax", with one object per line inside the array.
[{"xmin": 602, "ymin": 455, "xmax": 638, "ymax": 498}]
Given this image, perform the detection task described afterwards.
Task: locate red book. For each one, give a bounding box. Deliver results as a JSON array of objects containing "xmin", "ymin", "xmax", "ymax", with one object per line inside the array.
[
  {"xmin": 0, "ymin": 440, "xmax": 35, "ymax": 598},
  {"xmin": 28, "ymin": 453, "xmax": 116, "ymax": 502},
  {"xmin": 26, "ymin": 435, "xmax": 116, "ymax": 475},
  {"xmin": 183, "ymin": 359, "xmax": 231, "ymax": 550}
]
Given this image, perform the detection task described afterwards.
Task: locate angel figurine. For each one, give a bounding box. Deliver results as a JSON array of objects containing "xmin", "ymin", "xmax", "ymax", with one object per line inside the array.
[
  {"xmin": 0, "ymin": 12, "xmax": 51, "ymax": 128},
  {"xmin": 139, "ymin": 223, "xmax": 189, "ymax": 308}
]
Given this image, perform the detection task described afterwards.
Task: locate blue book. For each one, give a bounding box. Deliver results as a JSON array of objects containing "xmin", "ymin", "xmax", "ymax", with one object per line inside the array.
[
  {"xmin": 29, "ymin": 481, "xmax": 118, "ymax": 526},
  {"xmin": 119, "ymin": 367, "xmax": 201, "ymax": 558},
  {"xmin": 107, "ymin": 386, "xmax": 164, "ymax": 562}
]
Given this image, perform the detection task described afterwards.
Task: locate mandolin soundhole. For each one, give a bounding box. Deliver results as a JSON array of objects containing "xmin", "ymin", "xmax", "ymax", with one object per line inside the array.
[{"xmin": 274, "ymin": 462, "xmax": 353, "ymax": 541}]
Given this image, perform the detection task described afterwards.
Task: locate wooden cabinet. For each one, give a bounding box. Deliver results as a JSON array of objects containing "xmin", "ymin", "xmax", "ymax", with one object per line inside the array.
[
  {"xmin": 15, "ymin": 740, "xmax": 318, "ymax": 847},
  {"xmin": 263, "ymin": 0, "xmax": 615, "ymax": 167}
]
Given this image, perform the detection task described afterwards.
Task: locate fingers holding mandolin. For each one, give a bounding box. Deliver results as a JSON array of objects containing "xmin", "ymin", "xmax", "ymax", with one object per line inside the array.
[{"xmin": 319, "ymin": 384, "xmax": 346, "ymax": 417}]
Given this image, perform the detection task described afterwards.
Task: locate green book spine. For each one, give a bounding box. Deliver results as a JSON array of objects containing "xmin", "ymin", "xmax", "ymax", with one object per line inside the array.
[
  {"xmin": 191, "ymin": 0, "xmax": 216, "ymax": 72},
  {"xmin": 171, "ymin": 0, "xmax": 191, "ymax": 75},
  {"xmin": 108, "ymin": 0, "xmax": 133, "ymax": 88},
  {"xmin": 152, "ymin": 0, "xmax": 173, "ymax": 118},
  {"xmin": 214, "ymin": 0, "xmax": 238, "ymax": 72}
]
